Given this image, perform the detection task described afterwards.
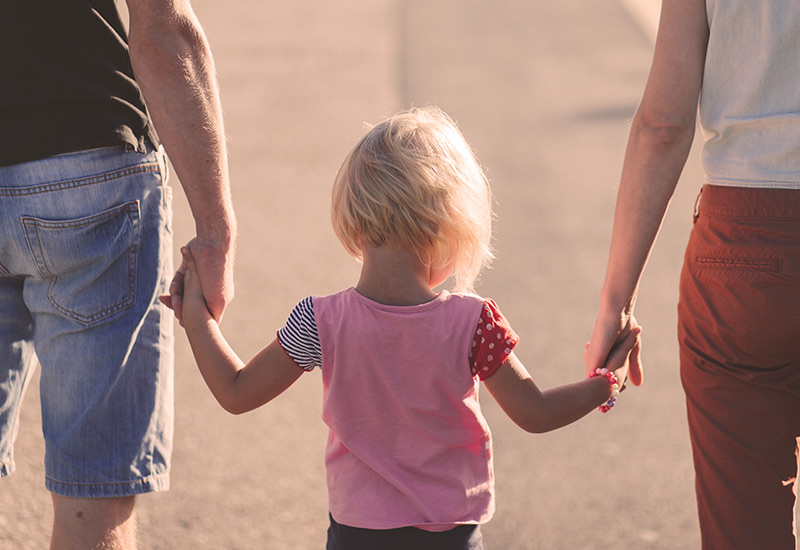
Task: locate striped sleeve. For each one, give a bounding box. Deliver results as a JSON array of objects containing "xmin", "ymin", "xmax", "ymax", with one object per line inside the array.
[{"xmin": 277, "ymin": 296, "xmax": 322, "ymax": 371}]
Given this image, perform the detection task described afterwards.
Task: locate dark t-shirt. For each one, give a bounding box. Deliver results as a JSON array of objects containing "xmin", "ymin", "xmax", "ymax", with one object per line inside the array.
[{"xmin": 0, "ymin": 0, "xmax": 159, "ymax": 167}]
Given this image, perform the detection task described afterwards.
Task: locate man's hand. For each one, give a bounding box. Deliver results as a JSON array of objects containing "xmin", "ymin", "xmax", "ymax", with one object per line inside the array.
[{"xmin": 160, "ymin": 235, "xmax": 234, "ymax": 323}]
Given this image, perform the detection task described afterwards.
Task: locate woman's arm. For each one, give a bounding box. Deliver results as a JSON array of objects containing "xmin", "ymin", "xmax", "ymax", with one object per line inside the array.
[{"xmin": 585, "ymin": 0, "xmax": 709, "ymax": 384}]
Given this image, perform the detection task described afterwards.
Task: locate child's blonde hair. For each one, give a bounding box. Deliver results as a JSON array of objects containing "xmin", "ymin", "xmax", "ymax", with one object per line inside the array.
[{"xmin": 332, "ymin": 106, "xmax": 493, "ymax": 293}]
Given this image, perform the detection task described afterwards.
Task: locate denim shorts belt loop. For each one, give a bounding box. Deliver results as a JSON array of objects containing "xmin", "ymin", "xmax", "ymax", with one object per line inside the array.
[{"xmin": 0, "ymin": 144, "xmax": 174, "ymax": 498}]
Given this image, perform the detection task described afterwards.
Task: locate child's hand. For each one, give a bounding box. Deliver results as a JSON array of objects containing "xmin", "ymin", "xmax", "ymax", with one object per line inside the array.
[
  {"xmin": 586, "ymin": 313, "xmax": 644, "ymax": 386},
  {"xmin": 596, "ymin": 325, "xmax": 642, "ymax": 389},
  {"xmin": 178, "ymin": 246, "xmax": 213, "ymax": 326},
  {"xmin": 159, "ymin": 259, "xmax": 187, "ymax": 321}
]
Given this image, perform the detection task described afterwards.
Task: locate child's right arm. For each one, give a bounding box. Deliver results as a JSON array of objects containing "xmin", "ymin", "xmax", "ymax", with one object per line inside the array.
[
  {"xmin": 179, "ymin": 247, "xmax": 303, "ymax": 415},
  {"xmin": 483, "ymin": 328, "xmax": 640, "ymax": 433}
]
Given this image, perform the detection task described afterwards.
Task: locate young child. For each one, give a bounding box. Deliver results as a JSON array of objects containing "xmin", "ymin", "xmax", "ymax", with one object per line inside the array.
[{"xmin": 172, "ymin": 106, "xmax": 639, "ymax": 550}]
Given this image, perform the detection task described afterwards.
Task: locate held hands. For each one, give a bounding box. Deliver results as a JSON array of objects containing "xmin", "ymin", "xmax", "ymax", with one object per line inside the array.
[
  {"xmin": 585, "ymin": 311, "xmax": 643, "ymax": 387},
  {"xmin": 589, "ymin": 324, "xmax": 642, "ymax": 393},
  {"xmin": 160, "ymin": 236, "xmax": 234, "ymax": 324},
  {"xmin": 161, "ymin": 246, "xmax": 214, "ymax": 326}
]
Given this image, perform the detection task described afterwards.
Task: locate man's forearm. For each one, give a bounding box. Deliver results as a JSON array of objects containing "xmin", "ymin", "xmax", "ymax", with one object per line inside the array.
[{"xmin": 127, "ymin": 3, "xmax": 235, "ymax": 244}]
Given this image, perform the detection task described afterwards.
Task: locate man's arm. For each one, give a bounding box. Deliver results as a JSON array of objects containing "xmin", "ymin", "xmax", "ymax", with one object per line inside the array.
[{"xmin": 126, "ymin": 0, "xmax": 236, "ymax": 321}]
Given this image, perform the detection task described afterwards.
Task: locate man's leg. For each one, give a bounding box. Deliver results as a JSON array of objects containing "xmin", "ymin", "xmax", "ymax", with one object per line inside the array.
[
  {"xmin": 8, "ymin": 145, "xmax": 174, "ymax": 545},
  {"xmin": 51, "ymin": 495, "xmax": 137, "ymax": 550}
]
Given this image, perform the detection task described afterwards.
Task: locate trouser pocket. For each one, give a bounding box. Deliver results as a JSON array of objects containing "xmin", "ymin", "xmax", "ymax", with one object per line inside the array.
[{"xmin": 22, "ymin": 201, "xmax": 141, "ymax": 326}]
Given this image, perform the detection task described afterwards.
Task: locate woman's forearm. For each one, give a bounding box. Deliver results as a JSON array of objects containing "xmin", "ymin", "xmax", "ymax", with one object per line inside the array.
[
  {"xmin": 599, "ymin": 109, "xmax": 695, "ymax": 314},
  {"xmin": 599, "ymin": 0, "xmax": 708, "ymax": 315}
]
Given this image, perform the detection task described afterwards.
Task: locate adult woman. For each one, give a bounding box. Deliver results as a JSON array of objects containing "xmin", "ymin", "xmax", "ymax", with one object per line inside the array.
[{"xmin": 585, "ymin": 0, "xmax": 800, "ymax": 547}]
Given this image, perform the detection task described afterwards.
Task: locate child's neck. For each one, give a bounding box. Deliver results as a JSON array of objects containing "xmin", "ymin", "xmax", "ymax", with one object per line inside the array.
[{"xmin": 355, "ymin": 245, "xmax": 439, "ymax": 306}]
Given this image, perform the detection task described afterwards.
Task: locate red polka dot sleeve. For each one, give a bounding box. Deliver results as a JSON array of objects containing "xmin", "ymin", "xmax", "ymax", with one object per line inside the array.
[{"xmin": 468, "ymin": 299, "xmax": 520, "ymax": 380}]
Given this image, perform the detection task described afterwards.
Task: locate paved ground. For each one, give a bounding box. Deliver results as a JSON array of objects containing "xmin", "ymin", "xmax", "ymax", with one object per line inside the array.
[{"xmin": 0, "ymin": 1, "xmax": 745, "ymax": 548}]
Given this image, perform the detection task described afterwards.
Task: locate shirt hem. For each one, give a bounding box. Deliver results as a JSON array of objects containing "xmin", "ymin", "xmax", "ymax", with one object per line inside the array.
[{"xmin": 705, "ymin": 178, "xmax": 800, "ymax": 190}]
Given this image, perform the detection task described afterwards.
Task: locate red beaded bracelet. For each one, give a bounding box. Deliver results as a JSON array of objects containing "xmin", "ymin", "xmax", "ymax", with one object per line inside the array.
[{"xmin": 589, "ymin": 367, "xmax": 621, "ymax": 413}]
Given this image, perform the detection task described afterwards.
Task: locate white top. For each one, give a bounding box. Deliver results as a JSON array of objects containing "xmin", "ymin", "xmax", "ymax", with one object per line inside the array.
[{"xmin": 699, "ymin": 0, "xmax": 800, "ymax": 189}]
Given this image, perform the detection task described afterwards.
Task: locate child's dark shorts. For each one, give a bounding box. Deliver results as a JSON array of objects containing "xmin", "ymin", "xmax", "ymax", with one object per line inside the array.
[{"xmin": 326, "ymin": 514, "xmax": 484, "ymax": 550}]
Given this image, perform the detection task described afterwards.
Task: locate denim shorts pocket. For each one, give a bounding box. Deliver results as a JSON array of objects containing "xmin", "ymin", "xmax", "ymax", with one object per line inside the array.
[{"xmin": 22, "ymin": 201, "xmax": 141, "ymax": 325}]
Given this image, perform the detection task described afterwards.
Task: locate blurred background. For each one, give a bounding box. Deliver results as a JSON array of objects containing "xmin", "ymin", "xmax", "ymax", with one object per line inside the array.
[{"xmin": 1, "ymin": 1, "xmax": 723, "ymax": 548}]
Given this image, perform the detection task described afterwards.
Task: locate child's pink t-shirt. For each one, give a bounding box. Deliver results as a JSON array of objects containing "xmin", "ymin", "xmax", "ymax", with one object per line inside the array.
[{"xmin": 278, "ymin": 288, "xmax": 518, "ymax": 531}]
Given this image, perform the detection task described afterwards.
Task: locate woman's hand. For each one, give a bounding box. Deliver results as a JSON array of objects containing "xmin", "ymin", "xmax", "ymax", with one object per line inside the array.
[{"xmin": 586, "ymin": 312, "xmax": 643, "ymax": 386}]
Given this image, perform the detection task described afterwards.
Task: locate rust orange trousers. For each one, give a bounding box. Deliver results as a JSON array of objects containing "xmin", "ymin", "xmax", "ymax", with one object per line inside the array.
[{"xmin": 679, "ymin": 184, "xmax": 800, "ymax": 549}]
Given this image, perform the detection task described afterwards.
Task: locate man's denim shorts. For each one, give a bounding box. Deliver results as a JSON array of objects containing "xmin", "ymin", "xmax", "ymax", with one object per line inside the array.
[{"xmin": 0, "ymin": 144, "xmax": 174, "ymax": 498}]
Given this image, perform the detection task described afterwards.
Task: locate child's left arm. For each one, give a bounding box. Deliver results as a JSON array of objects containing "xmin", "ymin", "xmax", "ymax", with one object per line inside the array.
[
  {"xmin": 179, "ymin": 247, "xmax": 303, "ymax": 415},
  {"xmin": 483, "ymin": 328, "xmax": 639, "ymax": 433}
]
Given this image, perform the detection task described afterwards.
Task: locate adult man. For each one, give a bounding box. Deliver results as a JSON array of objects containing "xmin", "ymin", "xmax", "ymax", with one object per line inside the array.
[{"xmin": 0, "ymin": 0, "xmax": 235, "ymax": 547}]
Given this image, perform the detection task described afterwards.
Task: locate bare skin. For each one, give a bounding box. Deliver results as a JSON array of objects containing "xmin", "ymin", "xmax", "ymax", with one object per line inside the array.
[
  {"xmin": 178, "ymin": 244, "xmax": 639, "ymax": 431},
  {"xmin": 585, "ymin": 0, "xmax": 708, "ymax": 384},
  {"xmin": 50, "ymin": 496, "xmax": 136, "ymax": 550},
  {"xmin": 128, "ymin": 0, "xmax": 237, "ymax": 323}
]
